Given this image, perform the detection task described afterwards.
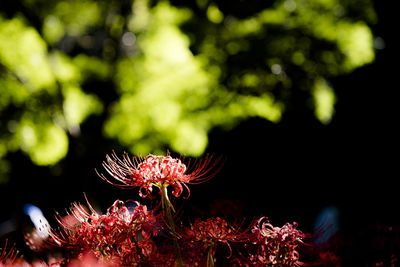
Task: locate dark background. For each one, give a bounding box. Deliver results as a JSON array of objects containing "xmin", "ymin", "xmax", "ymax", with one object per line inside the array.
[{"xmin": 1, "ymin": 1, "xmax": 398, "ymax": 265}]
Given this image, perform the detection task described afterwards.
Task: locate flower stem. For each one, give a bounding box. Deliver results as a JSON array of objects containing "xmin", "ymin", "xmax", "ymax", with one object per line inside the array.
[
  {"xmin": 207, "ymin": 245, "xmax": 214, "ymax": 267},
  {"xmin": 161, "ymin": 184, "xmax": 183, "ymax": 267}
]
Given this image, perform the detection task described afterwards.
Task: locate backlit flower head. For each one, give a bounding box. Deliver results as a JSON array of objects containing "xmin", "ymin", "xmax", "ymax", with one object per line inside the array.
[
  {"xmin": 249, "ymin": 217, "xmax": 309, "ymax": 266},
  {"xmin": 97, "ymin": 152, "xmax": 221, "ymax": 198}
]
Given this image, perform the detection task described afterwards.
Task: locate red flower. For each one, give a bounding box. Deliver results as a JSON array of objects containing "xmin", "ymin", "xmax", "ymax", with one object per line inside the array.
[
  {"xmin": 49, "ymin": 200, "xmax": 160, "ymax": 266},
  {"xmin": 183, "ymin": 217, "xmax": 248, "ymax": 246},
  {"xmin": 180, "ymin": 217, "xmax": 250, "ymax": 265},
  {"xmin": 97, "ymin": 152, "xmax": 220, "ymax": 198},
  {"xmin": 249, "ymin": 217, "xmax": 309, "ymax": 266}
]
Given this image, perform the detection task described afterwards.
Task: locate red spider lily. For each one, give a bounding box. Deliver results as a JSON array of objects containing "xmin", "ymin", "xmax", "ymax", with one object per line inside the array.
[
  {"xmin": 97, "ymin": 152, "xmax": 221, "ymax": 199},
  {"xmin": 180, "ymin": 217, "xmax": 250, "ymax": 266},
  {"xmin": 249, "ymin": 217, "xmax": 310, "ymax": 266},
  {"xmin": 48, "ymin": 199, "xmax": 160, "ymax": 266}
]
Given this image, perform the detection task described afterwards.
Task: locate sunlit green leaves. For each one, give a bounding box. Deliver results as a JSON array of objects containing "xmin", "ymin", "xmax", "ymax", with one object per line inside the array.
[
  {"xmin": 105, "ymin": 1, "xmax": 283, "ymax": 155},
  {"xmin": 47, "ymin": 0, "xmax": 101, "ymax": 37},
  {"xmin": 336, "ymin": 22, "xmax": 374, "ymax": 71},
  {"xmin": 50, "ymin": 52, "xmax": 81, "ymax": 83},
  {"xmin": 106, "ymin": 3, "xmax": 212, "ymax": 155},
  {"xmin": 0, "ymin": 73, "xmax": 30, "ymax": 112},
  {"xmin": 207, "ymin": 4, "xmax": 224, "ymax": 24},
  {"xmin": 105, "ymin": 0, "xmax": 376, "ymax": 156},
  {"xmin": 0, "ymin": 140, "xmax": 11, "ymax": 184},
  {"xmin": 43, "ymin": 15, "xmax": 65, "ymax": 44},
  {"xmin": 0, "ymin": 0, "xmax": 377, "ymax": 181},
  {"xmin": 17, "ymin": 120, "xmax": 69, "ymax": 166},
  {"xmin": 0, "ymin": 12, "xmax": 106, "ymax": 175},
  {"xmin": 288, "ymin": 0, "xmax": 375, "ymax": 72},
  {"xmin": 313, "ymin": 78, "xmax": 336, "ymax": 124},
  {"xmin": 0, "ymin": 16, "xmax": 56, "ymax": 91},
  {"xmin": 62, "ymin": 85, "xmax": 103, "ymax": 131}
]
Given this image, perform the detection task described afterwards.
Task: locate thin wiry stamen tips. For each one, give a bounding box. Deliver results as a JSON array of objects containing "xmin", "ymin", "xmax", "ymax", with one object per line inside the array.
[{"xmin": 97, "ymin": 151, "xmax": 222, "ymax": 198}]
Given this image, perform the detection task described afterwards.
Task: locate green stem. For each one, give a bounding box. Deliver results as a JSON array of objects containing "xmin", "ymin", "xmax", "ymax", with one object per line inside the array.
[
  {"xmin": 161, "ymin": 184, "xmax": 184, "ymax": 267},
  {"xmin": 207, "ymin": 245, "xmax": 214, "ymax": 267}
]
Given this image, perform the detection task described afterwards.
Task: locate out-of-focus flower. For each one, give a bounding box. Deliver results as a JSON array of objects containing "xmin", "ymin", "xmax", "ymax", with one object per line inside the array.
[
  {"xmin": 181, "ymin": 217, "xmax": 249, "ymax": 266},
  {"xmin": 1, "ymin": 259, "xmax": 45, "ymax": 267},
  {"xmin": 25, "ymin": 228, "xmax": 47, "ymax": 252},
  {"xmin": 183, "ymin": 217, "xmax": 249, "ymax": 247},
  {"xmin": 317, "ymin": 251, "xmax": 341, "ymax": 267},
  {"xmin": 66, "ymin": 251, "xmax": 120, "ymax": 267},
  {"xmin": 97, "ymin": 152, "xmax": 220, "ymax": 198},
  {"xmin": 249, "ymin": 217, "xmax": 309, "ymax": 266},
  {"xmin": 49, "ymin": 200, "xmax": 160, "ymax": 265}
]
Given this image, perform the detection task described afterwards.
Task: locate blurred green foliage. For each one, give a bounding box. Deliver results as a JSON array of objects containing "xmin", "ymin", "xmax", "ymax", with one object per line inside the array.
[{"xmin": 0, "ymin": 0, "xmax": 376, "ymax": 183}]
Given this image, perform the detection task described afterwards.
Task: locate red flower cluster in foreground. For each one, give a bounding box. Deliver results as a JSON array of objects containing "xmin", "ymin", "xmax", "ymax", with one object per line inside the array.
[
  {"xmin": 1, "ymin": 152, "xmax": 312, "ymax": 266},
  {"xmin": 49, "ymin": 200, "xmax": 166, "ymax": 266}
]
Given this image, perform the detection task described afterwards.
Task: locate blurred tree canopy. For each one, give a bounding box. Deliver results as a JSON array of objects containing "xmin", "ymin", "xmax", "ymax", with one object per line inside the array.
[{"xmin": 0, "ymin": 0, "xmax": 376, "ymax": 183}]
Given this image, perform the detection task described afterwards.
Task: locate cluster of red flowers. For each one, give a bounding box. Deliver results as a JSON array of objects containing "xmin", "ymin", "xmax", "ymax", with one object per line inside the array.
[
  {"xmin": 1, "ymin": 152, "xmax": 310, "ymax": 266},
  {"xmin": 49, "ymin": 200, "xmax": 162, "ymax": 266},
  {"xmin": 182, "ymin": 217, "xmax": 247, "ymax": 248},
  {"xmin": 248, "ymin": 217, "xmax": 309, "ymax": 266},
  {"xmin": 180, "ymin": 217, "xmax": 250, "ymax": 266}
]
